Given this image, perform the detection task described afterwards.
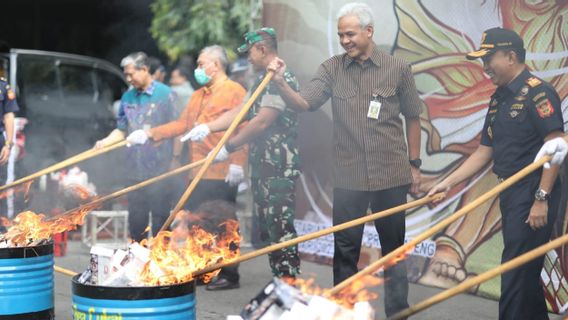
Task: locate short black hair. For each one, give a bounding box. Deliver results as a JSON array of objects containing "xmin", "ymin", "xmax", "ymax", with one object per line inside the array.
[
  {"xmin": 174, "ymin": 65, "xmax": 191, "ymax": 80},
  {"xmin": 147, "ymin": 56, "xmax": 164, "ymax": 74}
]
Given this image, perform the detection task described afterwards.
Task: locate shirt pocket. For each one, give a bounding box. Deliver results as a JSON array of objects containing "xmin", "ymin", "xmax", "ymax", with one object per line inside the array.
[
  {"xmin": 372, "ymin": 87, "xmax": 399, "ymax": 120},
  {"xmin": 332, "ymin": 85, "xmax": 357, "ymax": 100}
]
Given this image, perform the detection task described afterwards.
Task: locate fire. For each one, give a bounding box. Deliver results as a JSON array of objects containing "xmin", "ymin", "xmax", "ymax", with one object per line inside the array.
[
  {"xmin": 139, "ymin": 219, "xmax": 240, "ymax": 286},
  {"xmin": 63, "ymin": 184, "xmax": 96, "ymax": 201},
  {"xmin": 284, "ymin": 275, "xmax": 383, "ymax": 309},
  {"xmin": 0, "ymin": 180, "xmax": 33, "ymax": 201},
  {"xmin": 0, "ymin": 216, "xmax": 10, "ymax": 228},
  {"xmin": 0, "ymin": 202, "xmax": 101, "ymax": 246}
]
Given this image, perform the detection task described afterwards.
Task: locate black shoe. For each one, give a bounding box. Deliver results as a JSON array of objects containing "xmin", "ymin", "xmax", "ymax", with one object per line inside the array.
[{"xmin": 205, "ymin": 277, "xmax": 240, "ymax": 291}]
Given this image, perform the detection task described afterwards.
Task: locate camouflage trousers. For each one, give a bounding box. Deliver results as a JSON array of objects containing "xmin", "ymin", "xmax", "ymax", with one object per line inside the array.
[{"xmin": 251, "ymin": 175, "xmax": 300, "ymax": 277}]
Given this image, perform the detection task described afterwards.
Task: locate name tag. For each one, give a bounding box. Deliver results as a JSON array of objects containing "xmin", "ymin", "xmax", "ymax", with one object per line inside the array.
[{"xmin": 367, "ymin": 100, "xmax": 382, "ymax": 119}]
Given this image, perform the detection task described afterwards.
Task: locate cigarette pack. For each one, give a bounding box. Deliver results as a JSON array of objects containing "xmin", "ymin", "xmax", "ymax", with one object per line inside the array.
[{"xmin": 89, "ymin": 246, "xmax": 114, "ymax": 285}]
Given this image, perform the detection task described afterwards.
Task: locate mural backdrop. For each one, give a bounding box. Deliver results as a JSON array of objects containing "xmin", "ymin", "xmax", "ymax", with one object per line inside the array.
[{"xmin": 264, "ymin": 0, "xmax": 568, "ymax": 313}]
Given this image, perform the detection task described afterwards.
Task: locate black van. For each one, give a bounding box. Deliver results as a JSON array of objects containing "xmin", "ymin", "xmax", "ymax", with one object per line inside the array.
[{"xmin": 0, "ymin": 49, "xmax": 128, "ymax": 200}]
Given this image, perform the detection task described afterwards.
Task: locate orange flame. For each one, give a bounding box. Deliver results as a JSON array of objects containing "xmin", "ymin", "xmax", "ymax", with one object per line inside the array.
[
  {"xmin": 62, "ymin": 184, "xmax": 96, "ymax": 202},
  {"xmin": 0, "ymin": 216, "xmax": 11, "ymax": 228},
  {"xmin": 285, "ymin": 275, "xmax": 383, "ymax": 309},
  {"xmin": 0, "ymin": 202, "xmax": 101, "ymax": 246},
  {"xmin": 0, "ymin": 181, "xmax": 33, "ymax": 201},
  {"xmin": 138, "ymin": 219, "xmax": 240, "ymax": 286}
]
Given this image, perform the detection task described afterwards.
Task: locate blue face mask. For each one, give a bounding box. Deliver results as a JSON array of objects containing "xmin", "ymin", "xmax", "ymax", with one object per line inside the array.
[{"xmin": 194, "ymin": 68, "xmax": 211, "ymax": 86}]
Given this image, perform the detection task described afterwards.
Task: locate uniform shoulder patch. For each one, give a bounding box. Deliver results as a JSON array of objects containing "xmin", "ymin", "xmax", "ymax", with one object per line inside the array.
[
  {"xmin": 536, "ymin": 99, "xmax": 554, "ymax": 118},
  {"xmin": 526, "ymin": 77, "xmax": 542, "ymax": 88}
]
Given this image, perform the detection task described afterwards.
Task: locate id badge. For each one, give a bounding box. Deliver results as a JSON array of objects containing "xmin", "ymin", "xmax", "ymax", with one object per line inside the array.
[{"xmin": 367, "ymin": 99, "xmax": 382, "ymax": 119}]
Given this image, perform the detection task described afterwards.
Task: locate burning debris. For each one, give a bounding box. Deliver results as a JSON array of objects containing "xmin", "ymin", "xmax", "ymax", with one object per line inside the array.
[
  {"xmin": 0, "ymin": 167, "xmax": 99, "ymax": 248},
  {"xmin": 232, "ymin": 277, "xmax": 378, "ymax": 320},
  {"xmin": 77, "ymin": 218, "xmax": 241, "ymax": 287}
]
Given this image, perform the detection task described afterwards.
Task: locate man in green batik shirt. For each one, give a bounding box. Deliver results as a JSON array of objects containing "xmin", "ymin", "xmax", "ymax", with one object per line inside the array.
[{"xmin": 182, "ymin": 27, "xmax": 301, "ymax": 279}]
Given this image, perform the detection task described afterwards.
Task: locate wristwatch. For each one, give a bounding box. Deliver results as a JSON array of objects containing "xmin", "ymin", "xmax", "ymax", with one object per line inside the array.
[
  {"xmin": 534, "ymin": 188, "xmax": 550, "ymax": 201},
  {"xmin": 409, "ymin": 158, "xmax": 422, "ymax": 169},
  {"xmin": 3, "ymin": 141, "xmax": 11, "ymax": 149}
]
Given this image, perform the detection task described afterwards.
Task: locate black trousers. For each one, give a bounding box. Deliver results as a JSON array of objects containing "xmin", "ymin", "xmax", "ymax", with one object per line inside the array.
[
  {"xmin": 498, "ymin": 174, "xmax": 561, "ymax": 320},
  {"xmin": 333, "ymin": 185, "xmax": 410, "ymax": 316},
  {"xmin": 126, "ymin": 178, "xmax": 172, "ymax": 242},
  {"xmin": 185, "ymin": 179, "xmax": 240, "ymax": 283}
]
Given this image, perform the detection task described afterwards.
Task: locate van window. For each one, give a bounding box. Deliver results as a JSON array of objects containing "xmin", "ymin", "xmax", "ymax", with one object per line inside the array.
[{"xmin": 16, "ymin": 55, "xmax": 63, "ymax": 119}]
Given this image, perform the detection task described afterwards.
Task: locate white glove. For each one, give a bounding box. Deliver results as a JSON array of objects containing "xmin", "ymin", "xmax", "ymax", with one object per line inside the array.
[
  {"xmin": 535, "ymin": 137, "xmax": 568, "ymax": 169},
  {"xmin": 126, "ymin": 129, "xmax": 149, "ymax": 146},
  {"xmin": 208, "ymin": 145, "xmax": 230, "ymax": 163},
  {"xmin": 225, "ymin": 164, "xmax": 244, "ymax": 186},
  {"xmin": 180, "ymin": 124, "xmax": 210, "ymax": 142}
]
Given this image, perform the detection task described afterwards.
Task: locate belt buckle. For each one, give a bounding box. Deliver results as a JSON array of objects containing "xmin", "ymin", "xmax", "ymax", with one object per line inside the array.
[{"xmin": 497, "ymin": 176, "xmax": 505, "ymax": 183}]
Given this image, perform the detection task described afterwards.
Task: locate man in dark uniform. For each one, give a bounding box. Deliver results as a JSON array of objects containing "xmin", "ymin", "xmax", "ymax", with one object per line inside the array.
[
  {"xmin": 428, "ymin": 27, "xmax": 564, "ymax": 320},
  {"xmin": 0, "ymin": 78, "xmax": 18, "ymax": 222}
]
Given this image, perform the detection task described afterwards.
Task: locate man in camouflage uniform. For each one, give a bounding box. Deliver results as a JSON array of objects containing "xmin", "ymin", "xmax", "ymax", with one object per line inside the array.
[{"xmin": 184, "ymin": 27, "xmax": 301, "ymax": 278}]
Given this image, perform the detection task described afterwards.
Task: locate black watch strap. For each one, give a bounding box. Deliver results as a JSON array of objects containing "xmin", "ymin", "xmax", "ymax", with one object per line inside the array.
[{"xmin": 409, "ymin": 158, "xmax": 422, "ymax": 168}]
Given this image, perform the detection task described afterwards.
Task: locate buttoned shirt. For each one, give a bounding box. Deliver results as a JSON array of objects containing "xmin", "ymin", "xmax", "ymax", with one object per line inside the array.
[
  {"xmin": 300, "ymin": 45, "xmax": 422, "ymax": 191},
  {"xmin": 117, "ymin": 81, "xmax": 175, "ymax": 181},
  {"xmin": 151, "ymin": 78, "xmax": 248, "ymax": 180},
  {"xmin": 480, "ymin": 68, "xmax": 564, "ymax": 178}
]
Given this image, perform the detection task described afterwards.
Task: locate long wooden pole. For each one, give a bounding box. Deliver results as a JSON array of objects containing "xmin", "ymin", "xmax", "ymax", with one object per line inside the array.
[
  {"xmin": 390, "ymin": 230, "xmax": 568, "ymax": 319},
  {"xmin": 159, "ymin": 71, "xmax": 274, "ymax": 232},
  {"xmin": 47, "ymin": 158, "xmax": 206, "ymax": 221},
  {"xmin": 54, "ymin": 265, "xmax": 78, "ymax": 277},
  {"xmin": 0, "ymin": 140, "xmax": 128, "ymax": 192},
  {"xmin": 192, "ymin": 193, "xmax": 444, "ymax": 277},
  {"xmin": 327, "ymin": 156, "xmax": 551, "ymax": 296}
]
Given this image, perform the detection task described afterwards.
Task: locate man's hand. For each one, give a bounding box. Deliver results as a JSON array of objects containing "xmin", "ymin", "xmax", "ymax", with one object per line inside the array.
[
  {"xmin": 225, "ymin": 164, "xmax": 244, "ymax": 186},
  {"xmin": 410, "ymin": 166, "xmax": 421, "ymax": 195},
  {"xmin": 208, "ymin": 145, "xmax": 230, "ymax": 163},
  {"xmin": 94, "ymin": 139, "xmax": 108, "ymax": 150},
  {"xmin": 526, "ymin": 200, "xmax": 548, "ymax": 230},
  {"xmin": 181, "ymin": 124, "xmax": 210, "ymax": 142},
  {"xmin": 126, "ymin": 129, "xmax": 149, "ymax": 146},
  {"xmin": 0, "ymin": 145, "xmax": 10, "ymax": 165},
  {"xmin": 535, "ymin": 137, "xmax": 568, "ymax": 169},
  {"xmin": 267, "ymin": 57, "xmax": 287, "ymax": 84},
  {"xmin": 427, "ymin": 180, "xmax": 452, "ymax": 204}
]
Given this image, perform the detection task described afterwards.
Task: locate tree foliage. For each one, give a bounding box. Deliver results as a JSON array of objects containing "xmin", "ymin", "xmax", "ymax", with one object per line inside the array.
[{"xmin": 150, "ymin": 0, "xmax": 252, "ymax": 61}]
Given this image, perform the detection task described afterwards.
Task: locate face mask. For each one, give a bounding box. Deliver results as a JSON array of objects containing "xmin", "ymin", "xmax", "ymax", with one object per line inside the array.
[{"xmin": 194, "ymin": 68, "xmax": 211, "ymax": 86}]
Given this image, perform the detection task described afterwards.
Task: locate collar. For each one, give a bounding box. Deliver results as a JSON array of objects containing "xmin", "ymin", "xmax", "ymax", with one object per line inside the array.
[
  {"xmin": 203, "ymin": 75, "xmax": 228, "ymax": 94},
  {"xmin": 343, "ymin": 43, "xmax": 381, "ymax": 69},
  {"xmin": 137, "ymin": 80, "xmax": 156, "ymax": 96},
  {"xmin": 504, "ymin": 68, "xmax": 531, "ymax": 95}
]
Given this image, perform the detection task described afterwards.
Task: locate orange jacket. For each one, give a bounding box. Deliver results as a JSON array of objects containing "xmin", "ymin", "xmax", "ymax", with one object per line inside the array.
[{"xmin": 151, "ymin": 78, "xmax": 247, "ymax": 180}]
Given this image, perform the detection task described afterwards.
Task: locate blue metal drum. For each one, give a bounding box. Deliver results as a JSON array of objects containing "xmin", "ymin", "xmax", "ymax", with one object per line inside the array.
[
  {"xmin": 72, "ymin": 276, "xmax": 196, "ymax": 320},
  {"xmin": 0, "ymin": 242, "xmax": 54, "ymax": 319}
]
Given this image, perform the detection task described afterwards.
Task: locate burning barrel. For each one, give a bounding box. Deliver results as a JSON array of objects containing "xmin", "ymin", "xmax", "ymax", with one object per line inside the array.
[
  {"xmin": 71, "ymin": 276, "xmax": 196, "ymax": 319},
  {"xmin": 0, "ymin": 242, "xmax": 54, "ymax": 319}
]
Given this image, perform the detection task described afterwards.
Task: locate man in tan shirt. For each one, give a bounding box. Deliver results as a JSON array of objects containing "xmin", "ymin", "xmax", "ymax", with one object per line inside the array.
[{"xmin": 268, "ymin": 2, "xmax": 422, "ymax": 317}]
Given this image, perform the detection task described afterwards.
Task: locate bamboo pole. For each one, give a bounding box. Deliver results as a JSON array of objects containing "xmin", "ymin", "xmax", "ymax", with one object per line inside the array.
[
  {"xmin": 0, "ymin": 140, "xmax": 128, "ymax": 192},
  {"xmin": 390, "ymin": 229, "xmax": 568, "ymax": 319},
  {"xmin": 47, "ymin": 158, "xmax": 206, "ymax": 221},
  {"xmin": 54, "ymin": 265, "xmax": 78, "ymax": 277},
  {"xmin": 159, "ymin": 71, "xmax": 274, "ymax": 232},
  {"xmin": 192, "ymin": 193, "xmax": 444, "ymax": 277},
  {"xmin": 327, "ymin": 156, "xmax": 551, "ymax": 297}
]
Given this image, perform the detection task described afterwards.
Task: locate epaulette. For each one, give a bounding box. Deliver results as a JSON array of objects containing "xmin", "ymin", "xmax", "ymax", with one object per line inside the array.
[{"xmin": 526, "ymin": 77, "xmax": 542, "ymax": 88}]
